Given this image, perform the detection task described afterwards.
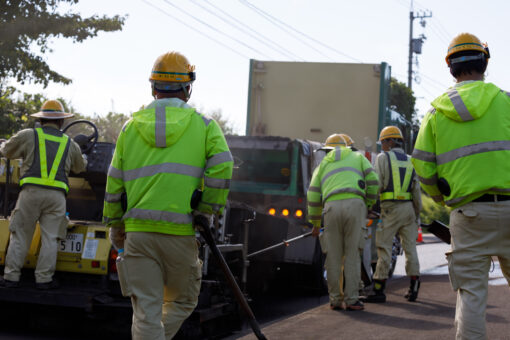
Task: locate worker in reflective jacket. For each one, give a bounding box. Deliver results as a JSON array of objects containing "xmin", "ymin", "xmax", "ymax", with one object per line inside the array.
[
  {"xmin": 0, "ymin": 100, "xmax": 87, "ymax": 289},
  {"xmin": 103, "ymin": 51, "xmax": 233, "ymax": 339},
  {"xmin": 365, "ymin": 126, "xmax": 421, "ymax": 303},
  {"xmin": 307, "ymin": 134, "xmax": 379, "ymax": 311},
  {"xmin": 412, "ymin": 33, "xmax": 510, "ymax": 340}
]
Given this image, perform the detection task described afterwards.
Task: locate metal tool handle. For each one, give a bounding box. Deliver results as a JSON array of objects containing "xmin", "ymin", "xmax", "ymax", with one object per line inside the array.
[{"xmin": 194, "ymin": 215, "xmax": 267, "ymax": 340}]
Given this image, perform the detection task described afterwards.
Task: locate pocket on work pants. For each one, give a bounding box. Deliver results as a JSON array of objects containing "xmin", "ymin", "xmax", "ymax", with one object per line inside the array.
[
  {"xmin": 186, "ymin": 259, "xmax": 203, "ymax": 302},
  {"xmin": 446, "ymin": 251, "xmax": 460, "ymax": 291},
  {"xmin": 117, "ymin": 256, "xmax": 132, "ymax": 297}
]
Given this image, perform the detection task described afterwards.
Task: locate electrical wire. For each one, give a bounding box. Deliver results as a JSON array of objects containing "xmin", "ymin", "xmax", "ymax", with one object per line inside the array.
[
  {"xmin": 160, "ymin": 0, "xmax": 273, "ymax": 59},
  {"xmin": 195, "ymin": 0, "xmax": 304, "ymax": 61},
  {"xmin": 239, "ymin": 0, "xmax": 363, "ymax": 63},
  {"xmin": 140, "ymin": 0, "xmax": 250, "ymax": 59}
]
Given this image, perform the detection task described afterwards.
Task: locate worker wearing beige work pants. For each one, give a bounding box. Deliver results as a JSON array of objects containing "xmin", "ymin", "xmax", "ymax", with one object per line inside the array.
[
  {"xmin": 123, "ymin": 232, "xmax": 202, "ymax": 340},
  {"xmin": 4, "ymin": 185, "xmax": 66, "ymax": 284},
  {"xmin": 374, "ymin": 201, "xmax": 419, "ymax": 280},
  {"xmin": 323, "ymin": 198, "xmax": 365, "ymax": 307},
  {"xmin": 447, "ymin": 201, "xmax": 510, "ymax": 340}
]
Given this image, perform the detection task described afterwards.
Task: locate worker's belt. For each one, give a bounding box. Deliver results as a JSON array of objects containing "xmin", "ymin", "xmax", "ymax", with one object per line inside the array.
[{"xmin": 472, "ymin": 194, "xmax": 510, "ymax": 202}]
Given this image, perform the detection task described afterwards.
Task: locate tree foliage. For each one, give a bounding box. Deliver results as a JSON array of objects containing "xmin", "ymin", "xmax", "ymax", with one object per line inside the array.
[
  {"xmin": 0, "ymin": 86, "xmax": 45, "ymax": 137},
  {"xmin": 389, "ymin": 78, "xmax": 416, "ymax": 123},
  {"xmin": 0, "ymin": 0, "xmax": 125, "ymax": 87}
]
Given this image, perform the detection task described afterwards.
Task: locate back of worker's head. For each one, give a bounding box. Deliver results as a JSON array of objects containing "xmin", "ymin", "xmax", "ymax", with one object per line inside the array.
[
  {"xmin": 446, "ymin": 33, "xmax": 489, "ymax": 79},
  {"xmin": 149, "ymin": 51, "xmax": 196, "ymax": 101}
]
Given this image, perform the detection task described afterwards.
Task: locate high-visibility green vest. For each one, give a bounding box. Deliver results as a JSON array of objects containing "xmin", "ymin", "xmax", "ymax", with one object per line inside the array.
[
  {"xmin": 103, "ymin": 100, "xmax": 233, "ymax": 236},
  {"xmin": 19, "ymin": 127, "xmax": 70, "ymax": 193},
  {"xmin": 380, "ymin": 150, "xmax": 414, "ymax": 201},
  {"xmin": 307, "ymin": 146, "xmax": 379, "ymax": 227},
  {"xmin": 412, "ymin": 81, "xmax": 510, "ymax": 208}
]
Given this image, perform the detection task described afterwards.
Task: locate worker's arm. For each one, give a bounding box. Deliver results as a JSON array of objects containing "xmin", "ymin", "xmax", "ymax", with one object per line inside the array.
[
  {"xmin": 69, "ymin": 140, "xmax": 87, "ymax": 174},
  {"xmin": 197, "ymin": 118, "xmax": 233, "ymax": 215},
  {"xmin": 103, "ymin": 123, "xmax": 127, "ymax": 227},
  {"xmin": 361, "ymin": 155, "xmax": 379, "ymax": 209},
  {"xmin": 411, "ymin": 174, "xmax": 422, "ymax": 219},
  {"xmin": 411, "ymin": 109, "xmax": 444, "ymax": 204},
  {"xmin": 307, "ymin": 167, "xmax": 323, "ymax": 228},
  {"xmin": 374, "ymin": 152, "xmax": 387, "ymax": 194},
  {"xmin": 0, "ymin": 129, "xmax": 31, "ymax": 159}
]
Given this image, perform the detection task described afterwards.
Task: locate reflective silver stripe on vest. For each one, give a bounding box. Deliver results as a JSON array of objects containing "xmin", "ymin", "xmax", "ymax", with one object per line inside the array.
[
  {"xmin": 124, "ymin": 208, "xmax": 192, "ymax": 224},
  {"xmin": 105, "ymin": 192, "xmax": 123, "ymax": 203},
  {"xmin": 155, "ymin": 106, "xmax": 166, "ymax": 148},
  {"xmin": 447, "ymin": 88, "xmax": 474, "ymax": 122},
  {"xmin": 366, "ymin": 180, "xmax": 379, "ymax": 186},
  {"xmin": 501, "ymin": 90, "xmax": 510, "ymax": 98},
  {"xmin": 446, "ymin": 188, "xmax": 510, "ymax": 206},
  {"xmin": 206, "ymin": 151, "xmax": 233, "ymax": 169},
  {"xmin": 436, "ymin": 141, "xmax": 510, "ymax": 165},
  {"xmin": 308, "ymin": 215, "xmax": 322, "ymax": 220},
  {"xmin": 427, "ymin": 107, "xmax": 436, "ymax": 115},
  {"xmin": 417, "ymin": 174, "xmax": 438, "ymax": 186},
  {"xmin": 367, "ymin": 193, "xmax": 378, "ymax": 200},
  {"xmin": 103, "ymin": 216, "xmax": 121, "ymax": 224},
  {"xmin": 445, "ymin": 196, "xmax": 467, "ymax": 206},
  {"xmin": 201, "ymin": 201, "xmax": 223, "ymax": 212},
  {"xmin": 108, "ymin": 166, "xmax": 123, "ymax": 179},
  {"xmin": 335, "ymin": 147, "xmax": 341, "ymax": 161},
  {"xmin": 122, "ymin": 163, "xmax": 204, "ymax": 181},
  {"xmin": 308, "ymin": 186, "xmax": 321, "ymax": 193},
  {"xmin": 412, "ymin": 149, "xmax": 436, "ymax": 163},
  {"xmin": 324, "ymin": 188, "xmax": 365, "ymax": 202},
  {"xmin": 205, "ymin": 177, "xmax": 230, "ymax": 189},
  {"xmin": 201, "ymin": 114, "xmax": 211, "ymax": 126},
  {"xmin": 321, "ymin": 167, "xmax": 363, "ymax": 187},
  {"xmin": 363, "ymin": 168, "xmax": 375, "ymax": 176},
  {"xmin": 308, "ymin": 201, "xmax": 322, "ymax": 207}
]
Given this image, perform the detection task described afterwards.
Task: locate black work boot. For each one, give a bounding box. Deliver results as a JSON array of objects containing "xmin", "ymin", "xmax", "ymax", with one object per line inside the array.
[
  {"xmin": 364, "ymin": 279, "xmax": 386, "ymax": 303},
  {"xmin": 405, "ymin": 276, "xmax": 420, "ymax": 302}
]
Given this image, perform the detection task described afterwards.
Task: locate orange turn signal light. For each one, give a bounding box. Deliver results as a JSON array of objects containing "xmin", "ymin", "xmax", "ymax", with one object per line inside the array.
[
  {"xmin": 282, "ymin": 209, "xmax": 290, "ymax": 217},
  {"xmin": 268, "ymin": 208, "xmax": 276, "ymax": 215},
  {"xmin": 295, "ymin": 209, "xmax": 303, "ymax": 218}
]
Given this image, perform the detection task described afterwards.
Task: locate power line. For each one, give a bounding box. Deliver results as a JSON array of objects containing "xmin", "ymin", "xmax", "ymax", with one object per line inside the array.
[
  {"xmin": 140, "ymin": 0, "xmax": 249, "ymax": 59},
  {"xmin": 432, "ymin": 17, "xmax": 452, "ymax": 41},
  {"xmin": 239, "ymin": 0, "xmax": 363, "ymax": 63},
  {"xmin": 193, "ymin": 0, "xmax": 303, "ymax": 61},
  {"xmin": 160, "ymin": 0, "xmax": 272, "ymax": 59}
]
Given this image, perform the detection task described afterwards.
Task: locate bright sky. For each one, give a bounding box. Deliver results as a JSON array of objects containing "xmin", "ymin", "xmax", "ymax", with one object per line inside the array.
[{"xmin": 13, "ymin": 0, "xmax": 510, "ymax": 135}]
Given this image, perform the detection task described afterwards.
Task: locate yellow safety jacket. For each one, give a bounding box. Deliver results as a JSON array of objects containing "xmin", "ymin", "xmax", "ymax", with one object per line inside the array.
[
  {"xmin": 412, "ymin": 81, "xmax": 510, "ymax": 208},
  {"xmin": 307, "ymin": 146, "xmax": 379, "ymax": 227},
  {"xmin": 19, "ymin": 127, "xmax": 70, "ymax": 193},
  {"xmin": 380, "ymin": 150, "xmax": 414, "ymax": 201},
  {"xmin": 103, "ymin": 98, "xmax": 233, "ymax": 236}
]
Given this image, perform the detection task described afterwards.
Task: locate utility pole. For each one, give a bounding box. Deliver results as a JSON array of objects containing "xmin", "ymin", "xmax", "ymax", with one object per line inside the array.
[{"xmin": 408, "ymin": 6, "xmax": 432, "ymax": 89}]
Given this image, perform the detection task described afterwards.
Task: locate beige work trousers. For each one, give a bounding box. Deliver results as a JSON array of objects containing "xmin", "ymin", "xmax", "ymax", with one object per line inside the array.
[
  {"xmin": 448, "ymin": 201, "xmax": 510, "ymax": 340},
  {"xmin": 374, "ymin": 201, "xmax": 419, "ymax": 280},
  {"xmin": 123, "ymin": 232, "xmax": 202, "ymax": 340},
  {"xmin": 4, "ymin": 185, "xmax": 66, "ymax": 283},
  {"xmin": 323, "ymin": 198, "xmax": 365, "ymax": 306}
]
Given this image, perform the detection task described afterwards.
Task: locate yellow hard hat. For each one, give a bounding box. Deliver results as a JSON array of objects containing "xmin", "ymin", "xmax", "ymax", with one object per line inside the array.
[
  {"xmin": 30, "ymin": 100, "xmax": 74, "ymax": 119},
  {"xmin": 324, "ymin": 134, "xmax": 348, "ymax": 148},
  {"xmin": 445, "ymin": 33, "xmax": 489, "ymax": 66},
  {"xmin": 379, "ymin": 126, "xmax": 403, "ymax": 142},
  {"xmin": 149, "ymin": 51, "xmax": 196, "ymax": 83},
  {"xmin": 339, "ymin": 134, "xmax": 354, "ymax": 147}
]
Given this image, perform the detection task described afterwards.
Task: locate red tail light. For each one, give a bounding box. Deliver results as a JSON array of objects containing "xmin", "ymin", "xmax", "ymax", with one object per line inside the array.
[{"xmin": 109, "ymin": 248, "xmax": 118, "ymax": 273}]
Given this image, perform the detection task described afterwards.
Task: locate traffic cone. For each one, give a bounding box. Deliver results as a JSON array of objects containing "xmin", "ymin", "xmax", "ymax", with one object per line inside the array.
[{"xmin": 417, "ymin": 225, "xmax": 423, "ymax": 243}]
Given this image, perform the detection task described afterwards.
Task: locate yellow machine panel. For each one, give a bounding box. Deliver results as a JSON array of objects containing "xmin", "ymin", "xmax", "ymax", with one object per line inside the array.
[{"xmin": 0, "ymin": 219, "xmax": 111, "ymax": 275}]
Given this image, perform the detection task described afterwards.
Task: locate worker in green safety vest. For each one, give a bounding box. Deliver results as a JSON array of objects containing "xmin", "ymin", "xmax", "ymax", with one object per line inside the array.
[
  {"xmin": 307, "ymin": 133, "xmax": 379, "ymax": 311},
  {"xmin": 103, "ymin": 51, "xmax": 233, "ymax": 339},
  {"xmin": 0, "ymin": 100, "xmax": 87, "ymax": 289},
  {"xmin": 365, "ymin": 126, "xmax": 422, "ymax": 304},
  {"xmin": 412, "ymin": 32, "xmax": 510, "ymax": 340}
]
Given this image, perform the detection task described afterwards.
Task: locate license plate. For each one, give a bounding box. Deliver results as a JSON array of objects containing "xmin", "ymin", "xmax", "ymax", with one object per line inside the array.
[{"xmin": 59, "ymin": 233, "xmax": 84, "ymax": 254}]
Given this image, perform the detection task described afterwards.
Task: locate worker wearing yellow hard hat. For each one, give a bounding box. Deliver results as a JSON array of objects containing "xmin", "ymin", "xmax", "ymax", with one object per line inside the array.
[
  {"xmin": 308, "ymin": 134, "xmax": 379, "ymax": 311},
  {"xmin": 412, "ymin": 33, "xmax": 510, "ymax": 339},
  {"xmin": 365, "ymin": 126, "xmax": 421, "ymax": 303},
  {"xmin": 0, "ymin": 100, "xmax": 87, "ymax": 289},
  {"xmin": 103, "ymin": 51, "xmax": 233, "ymax": 338}
]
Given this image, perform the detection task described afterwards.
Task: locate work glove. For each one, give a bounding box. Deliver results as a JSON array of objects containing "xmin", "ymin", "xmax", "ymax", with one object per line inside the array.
[
  {"xmin": 109, "ymin": 225, "xmax": 126, "ymax": 250},
  {"xmin": 192, "ymin": 210, "xmax": 213, "ymax": 230}
]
